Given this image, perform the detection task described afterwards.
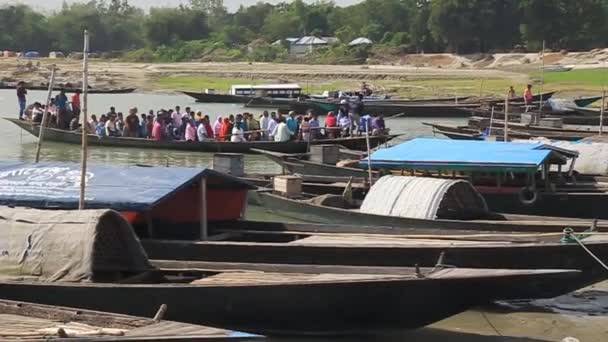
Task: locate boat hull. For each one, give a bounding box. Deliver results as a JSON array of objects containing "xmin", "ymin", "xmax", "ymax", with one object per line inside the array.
[
  {"xmin": 7, "ymin": 119, "xmax": 393, "ymax": 153},
  {"xmin": 0, "ymin": 270, "xmax": 574, "ymax": 336},
  {"xmin": 255, "ymin": 192, "xmax": 600, "ymax": 233},
  {"xmin": 181, "ymin": 91, "xmax": 253, "ymax": 103}
]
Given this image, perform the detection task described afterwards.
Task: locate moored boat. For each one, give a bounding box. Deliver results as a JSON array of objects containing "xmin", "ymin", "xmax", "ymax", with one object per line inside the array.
[
  {"xmin": 0, "ymin": 206, "xmax": 582, "ymax": 336},
  {"xmin": 0, "ymin": 299, "xmax": 246, "ymax": 341},
  {"xmin": 181, "ymin": 91, "xmax": 253, "ymax": 103},
  {"xmin": 6, "ymin": 118, "xmax": 396, "ymax": 153}
]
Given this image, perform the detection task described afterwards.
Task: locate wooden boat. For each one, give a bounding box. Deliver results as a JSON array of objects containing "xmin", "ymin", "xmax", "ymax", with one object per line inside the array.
[
  {"xmin": 0, "ymin": 206, "xmax": 581, "ymax": 337},
  {"xmin": 6, "ymin": 118, "xmax": 396, "ymax": 153},
  {"xmin": 303, "ymin": 100, "xmax": 480, "ymax": 117},
  {"xmin": 253, "ymin": 191, "xmax": 607, "ymax": 233},
  {"xmin": 466, "ymin": 107, "xmax": 608, "ymax": 126},
  {"xmin": 181, "ymin": 91, "xmax": 253, "ymax": 103},
  {"xmin": 1, "ymin": 266, "xmax": 582, "ymax": 336},
  {"xmin": 243, "ymin": 174, "xmax": 368, "ymax": 200},
  {"xmin": 253, "ymin": 148, "xmax": 374, "ymax": 178},
  {"xmin": 425, "ymin": 122, "xmax": 591, "ymax": 141},
  {"xmin": 0, "ymin": 299, "xmax": 246, "ymax": 341}
]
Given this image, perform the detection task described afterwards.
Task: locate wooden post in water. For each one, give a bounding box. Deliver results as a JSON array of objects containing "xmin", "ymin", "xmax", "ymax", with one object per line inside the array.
[
  {"xmin": 488, "ymin": 106, "xmax": 494, "ymax": 137},
  {"xmin": 200, "ymin": 178, "xmax": 208, "ymax": 241},
  {"xmin": 538, "ymin": 40, "xmax": 546, "ymax": 118},
  {"xmin": 600, "ymin": 90, "xmax": 606, "ymax": 135},
  {"xmin": 78, "ymin": 30, "xmax": 90, "ymax": 210},
  {"xmin": 34, "ymin": 67, "xmax": 57, "ymax": 163},
  {"xmin": 504, "ymin": 96, "xmax": 509, "ymax": 141},
  {"xmin": 365, "ymin": 122, "xmax": 373, "ymax": 186}
]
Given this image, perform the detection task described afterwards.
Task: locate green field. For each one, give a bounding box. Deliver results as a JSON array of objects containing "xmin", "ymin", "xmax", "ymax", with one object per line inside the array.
[{"xmin": 155, "ymin": 67, "xmax": 608, "ymax": 98}]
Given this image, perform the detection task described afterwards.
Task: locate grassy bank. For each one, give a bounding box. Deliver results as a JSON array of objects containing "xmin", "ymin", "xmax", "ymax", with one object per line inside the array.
[
  {"xmin": 155, "ymin": 67, "xmax": 608, "ymax": 98},
  {"xmin": 156, "ymin": 74, "xmax": 517, "ymax": 98}
]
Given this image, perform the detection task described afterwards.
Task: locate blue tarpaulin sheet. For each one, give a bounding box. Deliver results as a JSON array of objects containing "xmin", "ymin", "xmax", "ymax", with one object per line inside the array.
[
  {"xmin": 0, "ymin": 161, "xmax": 252, "ymax": 211},
  {"xmin": 360, "ymin": 138, "xmax": 573, "ymax": 172}
]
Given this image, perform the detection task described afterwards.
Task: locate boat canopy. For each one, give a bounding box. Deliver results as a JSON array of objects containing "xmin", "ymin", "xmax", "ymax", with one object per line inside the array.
[
  {"xmin": 0, "ymin": 207, "xmax": 151, "ymax": 282},
  {"xmin": 361, "ymin": 138, "xmax": 579, "ymax": 173},
  {"xmin": 0, "ymin": 161, "xmax": 255, "ymax": 223},
  {"xmin": 520, "ymin": 139, "xmax": 608, "ymax": 175},
  {"xmin": 360, "ymin": 176, "xmax": 488, "ymax": 220}
]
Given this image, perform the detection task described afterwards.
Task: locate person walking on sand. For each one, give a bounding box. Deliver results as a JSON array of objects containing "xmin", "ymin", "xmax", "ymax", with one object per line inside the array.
[{"xmin": 17, "ymin": 81, "xmax": 27, "ymax": 120}]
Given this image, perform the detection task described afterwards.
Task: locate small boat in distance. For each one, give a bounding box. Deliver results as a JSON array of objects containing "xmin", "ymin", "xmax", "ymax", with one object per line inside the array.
[
  {"xmin": 182, "ymin": 83, "xmax": 303, "ymax": 103},
  {"xmin": 0, "ymin": 82, "xmax": 136, "ymax": 94}
]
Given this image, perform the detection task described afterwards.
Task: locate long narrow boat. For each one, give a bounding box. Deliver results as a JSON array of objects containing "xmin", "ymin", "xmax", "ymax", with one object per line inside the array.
[
  {"xmin": 181, "ymin": 91, "xmax": 253, "ymax": 103},
  {"xmin": 253, "ymin": 148, "xmax": 375, "ymax": 178},
  {"xmin": 254, "ymin": 191, "xmax": 607, "ymax": 232},
  {"xmin": 425, "ymin": 122, "xmax": 592, "ymax": 141},
  {"xmin": 0, "ymin": 299, "xmax": 247, "ymax": 341},
  {"xmin": 302, "ymin": 100, "xmax": 480, "ymax": 117},
  {"xmin": 1, "ymin": 267, "xmax": 580, "ymax": 336},
  {"xmin": 6, "ymin": 118, "xmax": 396, "ymax": 153},
  {"xmin": 0, "ymin": 207, "xmax": 581, "ymax": 336}
]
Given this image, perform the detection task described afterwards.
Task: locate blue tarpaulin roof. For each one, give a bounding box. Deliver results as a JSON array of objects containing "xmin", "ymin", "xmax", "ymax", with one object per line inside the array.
[
  {"xmin": 0, "ymin": 161, "xmax": 253, "ymax": 211},
  {"xmin": 360, "ymin": 138, "xmax": 578, "ymax": 173}
]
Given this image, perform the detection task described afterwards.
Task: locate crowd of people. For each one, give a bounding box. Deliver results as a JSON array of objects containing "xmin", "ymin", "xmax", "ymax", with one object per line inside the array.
[{"xmin": 17, "ymin": 84, "xmax": 389, "ymax": 143}]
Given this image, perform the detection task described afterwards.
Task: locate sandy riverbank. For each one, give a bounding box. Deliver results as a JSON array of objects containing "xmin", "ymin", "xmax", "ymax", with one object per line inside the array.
[{"xmin": 1, "ymin": 49, "xmax": 606, "ymax": 96}]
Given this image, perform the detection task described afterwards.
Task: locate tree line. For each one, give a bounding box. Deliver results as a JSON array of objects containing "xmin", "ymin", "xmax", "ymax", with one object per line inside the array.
[{"xmin": 1, "ymin": 0, "xmax": 607, "ymax": 59}]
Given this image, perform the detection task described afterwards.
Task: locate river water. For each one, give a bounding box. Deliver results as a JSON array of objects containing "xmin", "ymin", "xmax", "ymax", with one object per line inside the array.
[{"xmin": 1, "ymin": 89, "xmax": 606, "ymax": 341}]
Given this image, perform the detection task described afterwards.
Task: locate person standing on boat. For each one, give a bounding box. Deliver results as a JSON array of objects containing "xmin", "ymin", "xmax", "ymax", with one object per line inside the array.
[
  {"xmin": 300, "ymin": 116, "xmax": 311, "ymax": 141},
  {"xmin": 123, "ymin": 108, "xmax": 140, "ymax": 137},
  {"xmin": 338, "ymin": 113, "xmax": 352, "ymax": 137},
  {"xmin": 337, "ymin": 100, "xmax": 349, "ymax": 121},
  {"xmin": 96, "ymin": 115, "xmax": 107, "ymax": 137},
  {"xmin": 231, "ymin": 116, "xmax": 246, "ymax": 142},
  {"xmin": 105, "ymin": 115, "xmax": 120, "ymax": 137},
  {"xmin": 151, "ymin": 117, "xmax": 164, "ymax": 141},
  {"xmin": 88, "ymin": 114, "xmax": 98, "ymax": 133},
  {"xmin": 508, "ymin": 86, "xmax": 516, "ymax": 99},
  {"xmin": 139, "ymin": 113, "xmax": 147, "ymax": 138},
  {"xmin": 325, "ymin": 111, "xmax": 337, "ymax": 138},
  {"xmin": 71, "ymin": 89, "xmax": 81, "ymax": 117},
  {"xmin": 286, "ymin": 111, "xmax": 298, "ymax": 138},
  {"xmin": 185, "ymin": 118, "xmax": 197, "ymax": 142},
  {"xmin": 17, "ymin": 81, "xmax": 27, "ymax": 120},
  {"xmin": 146, "ymin": 114, "xmax": 154, "ymax": 139},
  {"xmin": 172, "ymin": 106, "xmax": 183, "ymax": 127},
  {"xmin": 220, "ymin": 117, "xmax": 232, "ymax": 141},
  {"xmin": 259, "ymin": 111, "xmax": 270, "ymax": 140},
  {"xmin": 359, "ymin": 114, "xmax": 372, "ymax": 135},
  {"xmin": 213, "ymin": 116, "xmax": 223, "ymax": 138},
  {"xmin": 55, "ymin": 89, "xmax": 69, "ymax": 129},
  {"xmin": 272, "ymin": 117, "xmax": 293, "ymax": 142},
  {"xmin": 523, "ymin": 84, "xmax": 533, "ymax": 105},
  {"xmin": 267, "ymin": 112, "xmax": 278, "ymax": 141},
  {"xmin": 198, "ymin": 115, "xmax": 214, "ymax": 141}
]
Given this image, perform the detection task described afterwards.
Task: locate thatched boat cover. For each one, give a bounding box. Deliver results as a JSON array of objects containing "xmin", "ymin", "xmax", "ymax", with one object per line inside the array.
[
  {"xmin": 522, "ymin": 139, "xmax": 608, "ymax": 175},
  {"xmin": 360, "ymin": 176, "xmax": 488, "ymax": 220},
  {"xmin": 0, "ymin": 207, "xmax": 152, "ymax": 282}
]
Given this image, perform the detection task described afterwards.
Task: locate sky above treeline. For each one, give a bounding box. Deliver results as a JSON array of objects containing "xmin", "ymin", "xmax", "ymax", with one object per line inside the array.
[{"xmin": 6, "ymin": 0, "xmax": 361, "ymax": 12}]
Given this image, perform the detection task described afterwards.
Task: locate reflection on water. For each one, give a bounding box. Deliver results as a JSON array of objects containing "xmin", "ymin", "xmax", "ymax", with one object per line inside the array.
[{"xmin": 1, "ymin": 90, "xmax": 606, "ymax": 341}]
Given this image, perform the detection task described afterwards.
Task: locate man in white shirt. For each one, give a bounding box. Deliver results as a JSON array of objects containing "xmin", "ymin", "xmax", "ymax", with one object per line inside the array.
[
  {"xmin": 267, "ymin": 112, "xmax": 278, "ymax": 141},
  {"xmin": 171, "ymin": 105, "xmax": 183, "ymax": 127},
  {"xmin": 259, "ymin": 111, "xmax": 270, "ymax": 140},
  {"xmin": 272, "ymin": 117, "xmax": 293, "ymax": 142}
]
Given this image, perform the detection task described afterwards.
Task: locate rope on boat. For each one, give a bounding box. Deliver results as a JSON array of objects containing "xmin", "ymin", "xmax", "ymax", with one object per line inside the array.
[{"xmin": 563, "ymin": 227, "xmax": 608, "ymax": 272}]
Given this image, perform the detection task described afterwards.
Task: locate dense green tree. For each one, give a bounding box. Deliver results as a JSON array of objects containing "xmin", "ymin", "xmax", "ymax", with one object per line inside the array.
[
  {"xmin": 0, "ymin": 0, "xmax": 607, "ymax": 60},
  {"xmin": 0, "ymin": 5, "xmax": 51, "ymax": 53},
  {"xmin": 145, "ymin": 7, "xmax": 209, "ymax": 46}
]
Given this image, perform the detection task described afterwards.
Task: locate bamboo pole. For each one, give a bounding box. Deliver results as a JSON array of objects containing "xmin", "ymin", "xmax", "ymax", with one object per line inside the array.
[
  {"xmin": 365, "ymin": 122, "xmax": 373, "ymax": 186},
  {"xmin": 34, "ymin": 67, "xmax": 57, "ymax": 163},
  {"xmin": 504, "ymin": 96, "xmax": 509, "ymax": 141},
  {"xmin": 488, "ymin": 106, "xmax": 494, "ymax": 137},
  {"xmin": 600, "ymin": 90, "xmax": 606, "ymax": 135},
  {"xmin": 78, "ymin": 30, "xmax": 89, "ymax": 210},
  {"xmin": 539, "ymin": 40, "xmax": 545, "ymax": 118},
  {"xmin": 200, "ymin": 178, "xmax": 208, "ymax": 241}
]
